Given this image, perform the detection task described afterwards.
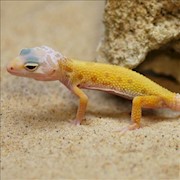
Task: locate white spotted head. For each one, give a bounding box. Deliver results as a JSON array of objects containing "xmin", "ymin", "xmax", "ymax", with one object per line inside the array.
[
  {"xmin": 7, "ymin": 46, "xmax": 65, "ymax": 81},
  {"xmin": 35, "ymin": 46, "xmax": 64, "ymax": 65}
]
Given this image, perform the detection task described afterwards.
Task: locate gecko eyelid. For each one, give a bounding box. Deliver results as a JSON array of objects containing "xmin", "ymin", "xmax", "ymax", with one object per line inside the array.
[{"xmin": 24, "ymin": 63, "xmax": 39, "ymax": 72}]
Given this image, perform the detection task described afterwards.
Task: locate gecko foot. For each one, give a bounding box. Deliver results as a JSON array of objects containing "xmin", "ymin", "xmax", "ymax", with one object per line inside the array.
[
  {"xmin": 71, "ymin": 119, "xmax": 81, "ymax": 126},
  {"xmin": 115, "ymin": 123, "xmax": 140, "ymax": 135}
]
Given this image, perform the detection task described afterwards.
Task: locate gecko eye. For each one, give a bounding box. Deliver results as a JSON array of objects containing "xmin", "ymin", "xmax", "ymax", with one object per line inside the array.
[{"xmin": 24, "ymin": 63, "xmax": 39, "ymax": 72}]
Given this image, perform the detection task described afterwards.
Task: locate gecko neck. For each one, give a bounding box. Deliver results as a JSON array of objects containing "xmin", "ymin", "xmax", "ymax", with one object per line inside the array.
[{"xmin": 58, "ymin": 57, "xmax": 73, "ymax": 86}]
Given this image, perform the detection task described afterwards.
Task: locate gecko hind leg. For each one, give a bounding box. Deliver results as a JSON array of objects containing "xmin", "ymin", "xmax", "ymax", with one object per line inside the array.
[{"xmin": 118, "ymin": 96, "xmax": 165, "ymax": 135}]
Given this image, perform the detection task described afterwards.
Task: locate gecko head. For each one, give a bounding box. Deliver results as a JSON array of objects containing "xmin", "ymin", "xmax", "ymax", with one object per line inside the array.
[{"xmin": 7, "ymin": 46, "xmax": 64, "ymax": 81}]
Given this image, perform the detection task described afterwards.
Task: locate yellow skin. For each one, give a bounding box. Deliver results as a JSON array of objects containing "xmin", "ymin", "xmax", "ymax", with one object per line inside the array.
[{"xmin": 7, "ymin": 46, "xmax": 180, "ymax": 133}]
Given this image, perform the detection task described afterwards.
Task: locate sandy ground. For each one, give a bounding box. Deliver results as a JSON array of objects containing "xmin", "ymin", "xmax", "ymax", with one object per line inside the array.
[{"xmin": 1, "ymin": 1, "xmax": 180, "ymax": 180}]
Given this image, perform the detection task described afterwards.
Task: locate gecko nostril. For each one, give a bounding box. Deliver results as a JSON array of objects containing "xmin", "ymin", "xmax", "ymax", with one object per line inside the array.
[{"xmin": 7, "ymin": 65, "xmax": 14, "ymax": 73}]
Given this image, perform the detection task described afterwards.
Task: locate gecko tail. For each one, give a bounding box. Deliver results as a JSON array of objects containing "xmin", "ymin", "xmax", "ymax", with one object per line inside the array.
[{"xmin": 172, "ymin": 93, "xmax": 180, "ymax": 111}]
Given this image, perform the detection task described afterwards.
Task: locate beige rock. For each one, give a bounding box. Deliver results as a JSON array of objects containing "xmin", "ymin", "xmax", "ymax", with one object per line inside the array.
[
  {"xmin": 98, "ymin": 0, "xmax": 180, "ymax": 69},
  {"xmin": 137, "ymin": 40, "xmax": 180, "ymax": 83}
]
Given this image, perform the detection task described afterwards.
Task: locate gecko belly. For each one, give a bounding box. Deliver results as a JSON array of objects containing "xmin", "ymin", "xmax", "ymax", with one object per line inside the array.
[{"xmin": 82, "ymin": 85, "xmax": 135, "ymax": 100}]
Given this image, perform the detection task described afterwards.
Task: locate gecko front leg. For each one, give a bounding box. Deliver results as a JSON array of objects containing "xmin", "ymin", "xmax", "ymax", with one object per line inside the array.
[{"xmin": 71, "ymin": 85, "xmax": 88, "ymax": 125}]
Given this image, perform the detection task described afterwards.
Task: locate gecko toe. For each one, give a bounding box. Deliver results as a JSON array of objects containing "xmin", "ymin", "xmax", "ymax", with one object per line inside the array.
[
  {"xmin": 114, "ymin": 123, "xmax": 140, "ymax": 135},
  {"xmin": 71, "ymin": 119, "xmax": 81, "ymax": 126}
]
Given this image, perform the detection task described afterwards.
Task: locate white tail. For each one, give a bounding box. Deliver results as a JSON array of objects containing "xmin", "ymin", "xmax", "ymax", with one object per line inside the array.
[{"xmin": 173, "ymin": 93, "xmax": 180, "ymax": 111}]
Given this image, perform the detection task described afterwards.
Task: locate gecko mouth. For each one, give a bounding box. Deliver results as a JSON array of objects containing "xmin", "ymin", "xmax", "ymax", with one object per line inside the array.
[
  {"xmin": 7, "ymin": 67, "xmax": 26, "ymax": 76},
  {"xmin": 33, "ymin": 69, "xmax": 57, "ymax": 81}
]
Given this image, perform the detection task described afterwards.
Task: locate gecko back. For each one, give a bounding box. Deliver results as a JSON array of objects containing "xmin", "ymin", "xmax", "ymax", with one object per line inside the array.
[{"xmin": 61, "ymin": 59, "xmax": 174, "ymax": 99}]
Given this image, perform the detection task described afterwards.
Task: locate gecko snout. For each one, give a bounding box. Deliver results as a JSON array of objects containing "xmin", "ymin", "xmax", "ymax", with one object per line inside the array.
[
  {"xmin": 7, "ymin": 57, "xmax": 24, "ymax": 75},
  {"xmin": 6, "ymin": 64, "xmax": 14, "ymax": 73}
]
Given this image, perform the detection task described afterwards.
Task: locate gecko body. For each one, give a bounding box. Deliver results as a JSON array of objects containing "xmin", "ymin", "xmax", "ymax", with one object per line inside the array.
[{"xmin": 7, "ymin": 46, "xmax": 180, "ymax": 132}]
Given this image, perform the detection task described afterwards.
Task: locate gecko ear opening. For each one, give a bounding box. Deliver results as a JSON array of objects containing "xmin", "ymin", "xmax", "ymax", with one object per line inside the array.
[{"xmin": 24, "ymin": 63, "xmax": 39, "ymax": 72}]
